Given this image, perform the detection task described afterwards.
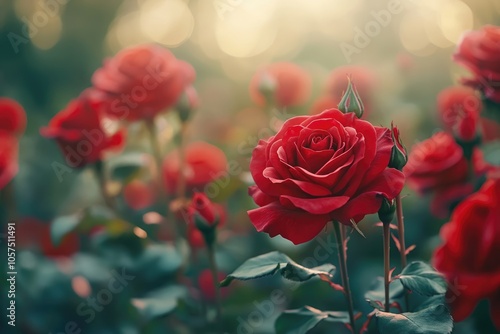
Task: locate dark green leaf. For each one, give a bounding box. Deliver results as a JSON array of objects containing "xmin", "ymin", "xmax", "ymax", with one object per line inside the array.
[
  {"xmin": 132, "ymin": 285, "xmax": 187, "ymax": 321},
  {"xmin": 275, "ymin": 306, "xmax": 350, "ymax": 334},
  {"xmin": 480, "ymin": 140, "xmax": 500, "ymax": 166},
  {"xmin": 376, "ymin": 303, "xmax": 453, "ymax": 334},
  {"xmin": 220, "ymin": 251, "xmax": 335, "ymax": 287},
  {"xmin": 394, "ymin": 261, "xmax": 446, "ymax": 296},
  {"xmin": 108, "ymin": 152, "xmax": 148, "ymax": 181},
  {"xmin": 365, "ymin": 277, "xmax": 405, "ymax": 302}
]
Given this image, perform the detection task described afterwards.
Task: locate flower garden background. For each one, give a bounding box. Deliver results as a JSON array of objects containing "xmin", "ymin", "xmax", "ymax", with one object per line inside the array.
[{"xmin": 1, "ymin": 0, "xmax": 500, "ymax": 333}]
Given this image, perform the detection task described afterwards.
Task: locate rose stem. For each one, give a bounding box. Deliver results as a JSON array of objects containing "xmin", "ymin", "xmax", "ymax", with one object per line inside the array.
[
  {"xmin": 207, "ymin": 243, "xmax": 222, "ymax": 323},
  {"xmin": 94, "ymin": 160, "xmax": 117, "ymax": 211},
  {"xmin": 395, "ymin": 193, "xmax": 409, "ymax": 310},
  {"xmin": 145, "ymin": 118, "xmax": 181, "ymax": 243},
  {"xmin": 333, "ymin": 221, "xmax": 356, "ymax": 333},
  {"xmin": 176, "ymin": 122, "xmax": 188, "ymax": 201},
  {"xmin": 383, "ymin": 221, "xmax": 391, "ymax": 312},
  {"xmin": 395, "ymin": 194, "xmax": 407, "ymax": 268}
]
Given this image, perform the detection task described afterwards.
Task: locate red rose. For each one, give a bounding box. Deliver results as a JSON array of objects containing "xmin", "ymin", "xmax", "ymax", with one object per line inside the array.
[
  {"xmin": 325, "ymin": 65, "xmax": 375, "ymax": 117},
  {"xmin": 187, "ymin": 192, "xmax": 226, "ymax": 227},
  {"xmin": 454, "ymin": 25, "xmax": 500, "ymax": 103},
  {"xmin": 248, "ymin": 109, "xmax": 405, "ymax": 244},
  {"xmin": 404, "ymin": 132, "xmax": 468, "ymax": 193},
  {"xmin": 40, "ymin": 91, "xmax": 126, "ymax": 168},
  {"xmin": 249, "ymin": 62, "xmax": 311, "ymax": 108},
  {"xmin": 0, "ymin": 131, "xmax": 19, "ymax": 190},
  {"xmin": 0, "ymin": 98, "xmax": 27, "ymax": 135},
  {"xmin": 437, "ymin": 87, "xmax": 481, "ymax": 141},
  {"xmin": 92, "ymin": 44, "xmax": 195, "ymax": 121},
  {"xmin": 123, "ymin": 180, "xmax": 157, "ymax": 210},
  {"xmin": 162, "ymin": 141, "xmax": 227, "ymax": 194},
  {"xmin": 433, "ymin": 179, "xmax": 500, "ymax": 330}
]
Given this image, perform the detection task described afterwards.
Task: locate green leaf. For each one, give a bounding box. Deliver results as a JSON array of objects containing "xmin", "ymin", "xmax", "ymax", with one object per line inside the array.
[
  {"xmin": 50, "ymin": 213, "xmax": 83, "ymax": 246},
  {"xmin": 108, "ymin": 152, "xmax": 148, "ymax": 181},
  {"xmin": 480, "ymin": 140, "xmax": 500, "ymax": 166},
  {"xmin": 275, "ymin": 306, "xmax": 350, "ymax": 334},
  {"xmin": 365, "ymin": 277, "xmax": 405, "ymax": 302},
  {"xmin": 376, "ymin": 303, "xmax": 453, "ymax": 334},
  {"xmin": 132, "ymin": 285, "xmax": 187, "ymax": 321},
  {"xmin": 220, "ymin": 251, "xmax": 335, "ymax": 287},
  {"xmin": 394, "ymin": 261, "xmax": 446, "ymax": 296}
]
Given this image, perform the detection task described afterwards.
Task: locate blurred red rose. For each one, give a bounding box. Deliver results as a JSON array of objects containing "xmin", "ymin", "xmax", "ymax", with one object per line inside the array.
[
  {"xmin": 404, "ymin": 132, "xmax": 468, "ymax": 193},
  {"xmin": 0, "ymin": 131, "xmax": 19, "ymax": 190},
  {"xmin": 40, "ymin": 91, "xmax": 126, "ymax": 168},
  {"xmin": 0, "ymin": 98, "xmax": 27, "ymax": 135},
  {"xmin": 92, "ymin": 44, "xmax": 195, "ymax": 121},
  {"xmin": 454, "ymin": 25, "xmax": 500, "ymax": 103},
  {"xmin": 309, "ymin": 95, "xmax": 340, "ymax": 115},
  {"xmin": 437, "ymin": 86, "xmax": 481, "ymax": 141},
  {"xmin": 162, "ymin": 141, "xmax": 227, "ymax": 194},
  {"xmin": 249, "ymin": 62, "xmax": 311, "ymax": 108},
  {"xmin": 248, "ymin": 109, "xmax": 405, "ymax": 244},
  {"xmin": 325, "ymin": 65, "xmax": 375, "ymax": 117},
  {"xmin": 198, "ymin": 269, "xmax": 229, "ymax": 302},
  {"xmin": 123, "ymin": 180, "xmax": 157, "ymax": 210},
  {"xmin": 433, "ymin": 178, "xmax": 500, "ymax": 330},
  {"xmin": 17, "ymin": 217, "xmax": 79, "ymax": 258}
]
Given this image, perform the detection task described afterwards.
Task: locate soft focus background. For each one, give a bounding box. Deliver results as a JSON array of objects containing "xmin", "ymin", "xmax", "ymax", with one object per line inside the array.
[{"xmin": 1, "ymin": 0, "xmax": 499, "ymax": 333}]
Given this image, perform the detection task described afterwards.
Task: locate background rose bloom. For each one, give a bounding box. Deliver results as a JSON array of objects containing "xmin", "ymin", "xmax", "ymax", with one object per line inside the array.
[
  {"xmin": 92, "ymin": 44, "xmax": 195, "ymax": 121},
  {"xmin": 162, "ymin": 141, "xmax": 227, "ymax": 194},
  {"xmin": 433, "ymin": 179, "xmax": 500, "ymax": 330},
  {"xmin": 123, "ymin": 180, "xmax": 157, "ymax": 210},
  {"xmin": 404, "ymin": 132, "xmax": 468, "ymax": 193},
  {"xmin": 0, "ymin": 131, "xmax": 19, "ymax": 190},
  {"xmin": 249, "ymin": 62, "xmax": 311, "ymax": 108},
  {"xmin": 325, "ymin": 65, "xmax": 376, "ymax": 117},
  {"xmin": 248, "ymin": 109, "xmax": 405, "ymax": 244},
  {"xmin": 454, "ymin": 25, "xmax": 500, "ymax": 103},
  {"xmin": 0, "ymin": 98, "xmax": 27, "ymax": 135},
  {"xmin": 40, "ymin": 91, "xmax": 126, "ymax": 168},
  {"xmin": 437, "ymin": 86, "xmax": 481, "ymax": 141}
]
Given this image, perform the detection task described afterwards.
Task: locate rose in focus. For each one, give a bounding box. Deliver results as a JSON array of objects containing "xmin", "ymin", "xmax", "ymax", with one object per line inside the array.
[{"xmin": 248, "ymin": 109, "xmax": 405, "ymax": 244}]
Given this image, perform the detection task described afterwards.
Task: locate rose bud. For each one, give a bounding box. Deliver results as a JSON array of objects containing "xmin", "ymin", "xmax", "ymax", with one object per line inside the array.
[
  {"xmin": 389, "ymin": 122, "xmax": 408, "ymax": 171},
  {"xmin": 187, "ymin": 193, "xmax": 226, "ymax": 246},
  {"xmin": 0, "ymin": 98, "xmax": 27, "ymax": 135},
  {"xmin": 378, "ymin": 197, "xmax": 396, "ymax": 225},
  {"xmin": 337, "ymin": 77, "xmax": 364, "ymax": 118},
  {"xmin": 176, "ymin": 86, "xmax": 199, "ymax": 123}
]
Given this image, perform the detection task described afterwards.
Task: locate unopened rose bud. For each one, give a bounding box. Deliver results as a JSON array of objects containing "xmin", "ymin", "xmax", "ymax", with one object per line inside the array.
[
  {"xmin": 176, "ymin": 86, "xmax": 199, "ymax": 123},
  {"xmin": 338, "ymin": 76, "xmax": 364, "ymax": 118},
  {"xmin": 188, "ymin": 192, "xmax": 220, "ymax": 246},
  {"xmin": 389, "ymin": 122, "xmax": 408, "ymax": 170},
  {"xmin": 378, "ymin": 197, "xmax": 396, "ymax": 224}
]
